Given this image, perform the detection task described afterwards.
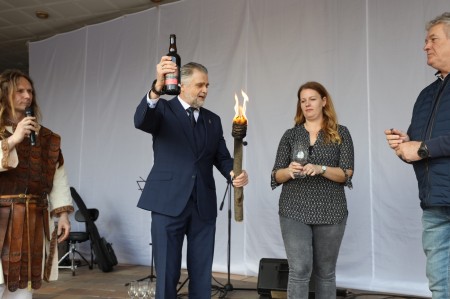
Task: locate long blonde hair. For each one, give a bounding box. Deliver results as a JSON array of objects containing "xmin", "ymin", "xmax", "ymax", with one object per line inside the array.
[
  {"xmin": 294, "ymin": 81, "xmax": 341, "ymax": 144},
  {"xmin": 0, "ymin": 69, "xmax": 41, "ymax": 139}
]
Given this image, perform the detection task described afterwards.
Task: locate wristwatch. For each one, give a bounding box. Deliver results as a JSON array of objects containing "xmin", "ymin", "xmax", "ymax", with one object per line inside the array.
[
  {"xmin": 417, "ymin": 141, "xmax": 429, "ymax": 159},
  {"xmin": 320, "ymin": 165, "xmax": 327, "ymax": 175}
]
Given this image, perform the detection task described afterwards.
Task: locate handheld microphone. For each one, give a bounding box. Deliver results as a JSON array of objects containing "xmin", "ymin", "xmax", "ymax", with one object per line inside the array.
[{"xmin": 25, "ymin": 107, "xmax": 36, "ymax": 146}]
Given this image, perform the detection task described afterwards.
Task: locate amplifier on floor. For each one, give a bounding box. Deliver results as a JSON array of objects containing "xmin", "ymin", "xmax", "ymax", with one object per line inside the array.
[{"xmin": 257, "ymin": 258, "xmax": 315, "ymax": 297}]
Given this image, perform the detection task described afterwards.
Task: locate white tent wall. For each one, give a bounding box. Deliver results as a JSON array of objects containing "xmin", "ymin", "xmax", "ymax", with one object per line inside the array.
[{"xmin": 28, "ymin": 0, "xmax": 449, "ymax": 296}]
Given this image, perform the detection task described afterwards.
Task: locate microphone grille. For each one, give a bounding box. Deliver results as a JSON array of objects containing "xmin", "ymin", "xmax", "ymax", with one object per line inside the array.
[{"xmin": 25, "ymin": 107, "xmax": 34, "ymax": 116}]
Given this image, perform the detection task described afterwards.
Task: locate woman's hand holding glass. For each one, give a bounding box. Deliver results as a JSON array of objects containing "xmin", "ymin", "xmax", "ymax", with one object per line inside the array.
[
  {"xmin": 292, "ymin": 146, "xmax": 309, "ymax": 179},
  {"xmin": 290, "ymin": 161, "xmax": 304, "ymax": 179}
]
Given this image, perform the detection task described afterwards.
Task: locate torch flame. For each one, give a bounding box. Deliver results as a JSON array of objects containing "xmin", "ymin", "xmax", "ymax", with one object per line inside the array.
[{"xmin": 233, "ymin": 90, "xmax": 249, "ymax": 125}]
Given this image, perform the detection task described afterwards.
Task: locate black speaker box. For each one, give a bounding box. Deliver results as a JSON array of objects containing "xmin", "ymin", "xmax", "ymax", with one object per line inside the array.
[
  {"xmin": 257, "ymin": 258, "xmax": 315, "ymax": 297},
  {"xmin": 257, "ymin": 258, "xmax": 289, "ymax": 296}
]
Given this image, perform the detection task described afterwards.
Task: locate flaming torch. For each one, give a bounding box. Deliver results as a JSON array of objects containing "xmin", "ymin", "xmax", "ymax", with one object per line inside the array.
[{"xmin": 232, "ymin": 90, "xmax": 249, "ymax": 222}]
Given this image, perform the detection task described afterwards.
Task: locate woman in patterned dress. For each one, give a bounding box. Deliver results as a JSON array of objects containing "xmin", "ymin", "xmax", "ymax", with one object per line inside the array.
[{"xmin": 271, "ymin": 81, "xmax": 354, "ymax": 299}]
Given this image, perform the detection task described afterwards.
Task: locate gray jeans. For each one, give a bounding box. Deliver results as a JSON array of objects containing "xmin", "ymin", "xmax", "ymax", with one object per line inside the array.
[{"xmin": 279, "ymin": 215, "xmax": 347, "ymax": 299}]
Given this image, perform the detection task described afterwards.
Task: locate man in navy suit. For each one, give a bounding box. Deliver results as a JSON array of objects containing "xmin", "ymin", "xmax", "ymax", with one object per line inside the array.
[{"xmin": 134, "ymin": 56, "xmax": 249, "ymax": 299}]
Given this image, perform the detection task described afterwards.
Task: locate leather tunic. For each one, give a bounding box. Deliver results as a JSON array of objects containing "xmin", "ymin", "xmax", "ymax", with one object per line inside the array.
[{"xmin": 0, "ymin": 126, "xmax": 63, "ymax": 291}]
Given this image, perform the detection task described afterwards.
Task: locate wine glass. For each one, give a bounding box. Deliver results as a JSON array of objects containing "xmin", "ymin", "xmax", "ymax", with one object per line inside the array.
[
  {"xmin": 138, "ymin": 280, "xmax": 149, "ymax": 299},
  {"xmin": 292, "ymin": 145, "xmax": 309, "ymax": 178},
  {"xmin": 148, "ymin": 280, "xmax": 156, "ymax": 299},
  {"xmin": 128, "ymin": 280, "xmax": 138, "ymax": 299}
]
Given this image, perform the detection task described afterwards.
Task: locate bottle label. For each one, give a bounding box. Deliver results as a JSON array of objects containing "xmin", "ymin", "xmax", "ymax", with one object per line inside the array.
[
  {"xmin": 165, "ymin": 73, "xmax": 178, "ymax": 85},
  {"xmin": 165, "ymin": 57, "xmax": 179, "ymax": 85}
]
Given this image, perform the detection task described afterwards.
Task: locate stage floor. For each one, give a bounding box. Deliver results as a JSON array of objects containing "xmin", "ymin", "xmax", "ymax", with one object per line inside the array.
[{"xmin": 33, "ymin": 264, "xmax": 429, "ymax": 299}]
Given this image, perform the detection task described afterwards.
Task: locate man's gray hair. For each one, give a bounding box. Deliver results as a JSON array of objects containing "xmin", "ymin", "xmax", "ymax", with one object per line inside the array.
[
  {"xmin": 426, "ymin": 12, "xmax": 450, "ymax": 38},
  {"xmin": 180, "ymin": 62, "xmax": 208, "ymax": 85}
]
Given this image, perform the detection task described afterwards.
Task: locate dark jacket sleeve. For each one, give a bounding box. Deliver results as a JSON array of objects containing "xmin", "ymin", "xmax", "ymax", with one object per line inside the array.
[
  {"xmin": 134, "ymin": 95, "xmax": 164, "ymax": 134},
  {"xmin": 425, "ymin": 134, "xmax": 450, "ymax": 158}
]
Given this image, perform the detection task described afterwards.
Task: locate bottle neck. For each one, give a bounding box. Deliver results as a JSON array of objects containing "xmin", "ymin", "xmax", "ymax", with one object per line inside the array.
[{"xmin": 169, "ymin": 35, "xmax": 177, "ymax": 52}]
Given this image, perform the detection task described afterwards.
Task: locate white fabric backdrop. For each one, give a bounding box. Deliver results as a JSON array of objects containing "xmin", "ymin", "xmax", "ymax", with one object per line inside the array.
[{"xmin": 28, "ymin": 0, "xmax": 450, "ymax": 296}]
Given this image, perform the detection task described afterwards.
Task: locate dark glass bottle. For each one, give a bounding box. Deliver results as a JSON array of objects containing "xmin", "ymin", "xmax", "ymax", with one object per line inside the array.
[{"xmin": 164, "ymin": 34, "xmax": 181, "ymax": 95}]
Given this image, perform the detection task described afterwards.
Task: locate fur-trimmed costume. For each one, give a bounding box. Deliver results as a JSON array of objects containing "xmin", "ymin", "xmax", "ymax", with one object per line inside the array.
[{"xmin": 0, "ymin": 125, "xmax": 73, "ymax": 292}]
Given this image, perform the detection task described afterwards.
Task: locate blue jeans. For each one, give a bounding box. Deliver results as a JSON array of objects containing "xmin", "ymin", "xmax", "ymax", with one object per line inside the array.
[
  {"xmin": 422, "ymin": 207, "xmax": 450, "ymax": 299},
  {"xmin": 279, "ymin": 215, "xmax": 347, "ymax": 299}
]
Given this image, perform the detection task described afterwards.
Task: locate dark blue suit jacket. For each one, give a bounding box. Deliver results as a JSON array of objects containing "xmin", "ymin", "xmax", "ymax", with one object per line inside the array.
[{"xmin": 134, "ymin": 95, "xmax": 234, "ymax": 220}]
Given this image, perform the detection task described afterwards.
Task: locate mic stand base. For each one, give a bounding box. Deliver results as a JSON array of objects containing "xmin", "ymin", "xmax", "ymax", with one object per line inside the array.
[
  {"xmin": 223, "ymin": 283, "xmax": 233, "ymax": 292},
  {"xmin": 215, "ymin": 181, "xmax": 256, "ymax": 298},
  {"xmin": 177, "ymin": 276, "xmax": 189, "ymax": 293}
]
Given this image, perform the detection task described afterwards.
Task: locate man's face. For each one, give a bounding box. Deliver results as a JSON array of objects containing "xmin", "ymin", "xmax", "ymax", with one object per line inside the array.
[
  {"xmin": 13, "ymin": 77, "xmax": 33, "ymax": 116},
  {"xmin": 180, "ymin": 69, "xmax": 209, "ymax": 108},
  {"xmin": 424, "ymin": 23, "xmax": 450, "ymax": 76}
]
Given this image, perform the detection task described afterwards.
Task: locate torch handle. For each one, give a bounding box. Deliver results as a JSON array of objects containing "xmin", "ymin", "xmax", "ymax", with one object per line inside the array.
[{"xmin": 233, "ymin": 138, "xmax": 244, "ymax": 222}]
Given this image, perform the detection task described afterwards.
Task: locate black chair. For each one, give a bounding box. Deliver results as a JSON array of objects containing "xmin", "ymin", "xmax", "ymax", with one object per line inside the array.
[{"xmin": 58, "ymin": 208, "xmax": 99, "ymax": 276}]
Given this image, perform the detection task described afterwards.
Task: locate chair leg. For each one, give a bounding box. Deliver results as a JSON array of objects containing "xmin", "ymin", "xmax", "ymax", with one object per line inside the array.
[
  {"xmin": 58, "ymin": 242, "xmax": 78, "ymax": 276},
  {"xmin": 71, "ymin": 248, "xmax": 76, "ymax": 276},
  {"xmin": 90, "ymin": 244, "xmax": 94, "ymax": 270},
  {"xmin": 70, "ymin": 243, "xmax": 77, "ymax": 276},
  {"xmin": 58, "ymin": 250, "xmax": 71, "ymax": 265},
  {"xmin": 58, "ymin": 242, "xmax": 94, "ymax": 275},
  {"xmin": 73, "ymin": 249, "xmax": 92, "ymax": 269}
]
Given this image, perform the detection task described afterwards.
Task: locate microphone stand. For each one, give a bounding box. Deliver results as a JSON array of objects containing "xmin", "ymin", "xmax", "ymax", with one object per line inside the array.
[
  {"xmin": 215, "ymin": 180, "xmax": 256, "ymax": 298},
  {"xmin": 125, "ymin": 178, "xmax": 156, "ymax": 286}
]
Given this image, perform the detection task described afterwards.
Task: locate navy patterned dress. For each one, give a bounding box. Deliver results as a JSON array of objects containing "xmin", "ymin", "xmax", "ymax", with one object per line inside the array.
[{"xmin": 271, "ymin": 124, "xmax": 354, "ymax": 224}]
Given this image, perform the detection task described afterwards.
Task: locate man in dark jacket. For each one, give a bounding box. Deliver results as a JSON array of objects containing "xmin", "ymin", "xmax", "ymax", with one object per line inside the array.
[{"xmin": 385, "ymin": 12, "xmax": 450, "ymax": 299}]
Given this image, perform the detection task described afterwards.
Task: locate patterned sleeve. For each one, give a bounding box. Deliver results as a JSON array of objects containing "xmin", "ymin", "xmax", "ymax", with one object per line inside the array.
[
  {"xmin": 271, "ymin": 129, "xmax": 292, "ymax": 189},
  {"xmin": 338, "ymin": 125, "xmax": 354, "ymax": 188}
]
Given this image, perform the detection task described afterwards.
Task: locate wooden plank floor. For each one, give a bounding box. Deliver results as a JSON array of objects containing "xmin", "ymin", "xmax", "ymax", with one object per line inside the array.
[{"xmin": 33, "ymin": 264, "xmax": 429, "ymax": 299}]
